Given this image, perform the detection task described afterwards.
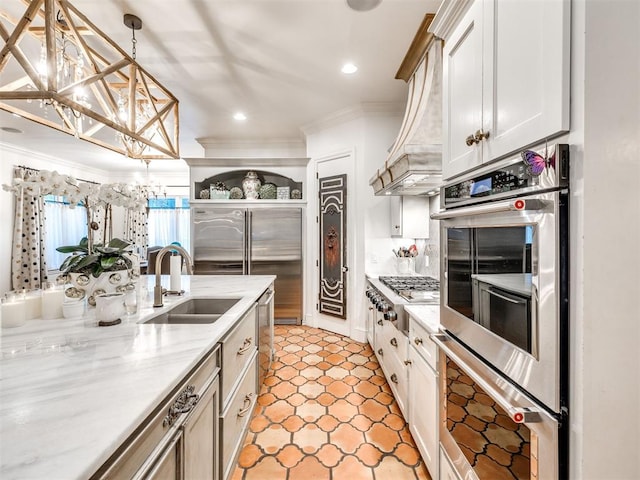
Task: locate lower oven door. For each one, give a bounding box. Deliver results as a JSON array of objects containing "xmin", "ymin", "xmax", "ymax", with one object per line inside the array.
[{"xmin": 432, "ymin": 332, "xmax": 563, "ymax": 480}]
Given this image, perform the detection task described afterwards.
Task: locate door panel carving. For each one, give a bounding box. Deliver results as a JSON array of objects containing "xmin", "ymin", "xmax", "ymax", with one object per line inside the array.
[{"xmin": 319, "ymin": 174, "xmax": 347, "ymax": 319}]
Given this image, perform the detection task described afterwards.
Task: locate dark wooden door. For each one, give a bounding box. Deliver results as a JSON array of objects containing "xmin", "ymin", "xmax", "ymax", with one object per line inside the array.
[{"xmin": 318, "ymin": 174, "xmax": 347, "ymax": 318}]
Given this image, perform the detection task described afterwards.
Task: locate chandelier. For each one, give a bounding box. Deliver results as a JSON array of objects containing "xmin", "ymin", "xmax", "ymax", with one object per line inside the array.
[{"xmin": 0, "ymin": 0, "xmax": 180, "ymax": 160}]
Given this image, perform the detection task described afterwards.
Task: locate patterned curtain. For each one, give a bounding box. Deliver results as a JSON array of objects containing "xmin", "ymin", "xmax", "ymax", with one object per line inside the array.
[
  {"xmin": 11, "ymin": 167, "xmax": 48, "ymax": 290},
  {"xmin": 124, "ymin": 186, "xmax": 149, "ymax": 258}
]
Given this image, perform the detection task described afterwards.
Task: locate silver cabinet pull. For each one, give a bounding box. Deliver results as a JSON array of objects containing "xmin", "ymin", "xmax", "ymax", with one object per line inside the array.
[
  {"xmin": 237, "ymin": 393, "xmax": 254, "ymax": 417},
  {"xmin": 390, "ymin": 337, "xmax": 398, "ymax": 347},
  {"xmin": 377, "ymin": 348, "xmax": 384, "ymax": 357},
  {"xmin": 237, "ymin": 337, "xmax": 253, "ymax": 355},
  {"xmin": 414, "ymin": 337, "xmax": 423, "ymax": 345},
  {"xmin": 163, "ymin": 385, "xmax": 200, "ymax": 427},
  {"xmin": 390, "ymin": 373, "xmax": 398, "ymax": 384},
  {"xmin": 465, "ymin": 134, "xmax": 479, "ymax": 146},
  {"xmin": 404, "ymin": 359, "xmax": 412, "ymax": 366}
]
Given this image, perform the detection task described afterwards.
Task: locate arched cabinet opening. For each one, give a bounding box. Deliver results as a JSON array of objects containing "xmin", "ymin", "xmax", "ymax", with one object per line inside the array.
[{"xmin": 194, "ymin": 170, "xmax": 303, "ymax": 201}]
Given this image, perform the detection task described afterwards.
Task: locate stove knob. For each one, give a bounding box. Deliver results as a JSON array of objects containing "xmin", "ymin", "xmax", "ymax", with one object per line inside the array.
[
  {"xmin": 377, "ymin": 301, "xmax": 389, "ymax": 312},
  {"xmin": 385, "ymin": 310, "xmax": 397, "ymax": 321},
  {"xmin": 369, "ymin": 294, "xmax": 380, "ymax": 305}
]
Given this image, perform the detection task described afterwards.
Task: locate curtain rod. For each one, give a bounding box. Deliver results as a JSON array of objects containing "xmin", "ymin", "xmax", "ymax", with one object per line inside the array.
[{"xmin": 18, "ymin": 165, "xmax": 99, "ymax": 185}]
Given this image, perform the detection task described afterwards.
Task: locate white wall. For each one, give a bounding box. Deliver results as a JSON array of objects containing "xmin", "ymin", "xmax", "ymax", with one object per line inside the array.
[
  {"xmin": 569, "ymin": 1, "xmax": 640, "ymax": 478},
  {"xmin": 303, "ymin": 105, "xmax": 403, "ymax": 341}
]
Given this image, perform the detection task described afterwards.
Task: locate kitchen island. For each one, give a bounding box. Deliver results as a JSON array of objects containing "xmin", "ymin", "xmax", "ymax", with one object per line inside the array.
[{"xmin": 0, "ymin": 275, "xmax": 274, "ymax": 480}]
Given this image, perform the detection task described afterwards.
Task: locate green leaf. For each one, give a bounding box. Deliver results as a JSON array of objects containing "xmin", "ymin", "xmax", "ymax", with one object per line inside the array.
[
  {"xmin": 101, "ymin": 256, "xmax": 118, "ymax": 269},
  {"xmin": 59, "ymin": 254, "xmax": 83, "ymax": 272},
  {"xmin": 74, "ymin": 254, "xmax": 100, "ymax": 270},
  {"xmin": 56, "ymin": 245, "xmax": 88, "ymax": 254},
  {"xmin": 108, "ymin": 238, "xmax": 131, "ymax": 250}
]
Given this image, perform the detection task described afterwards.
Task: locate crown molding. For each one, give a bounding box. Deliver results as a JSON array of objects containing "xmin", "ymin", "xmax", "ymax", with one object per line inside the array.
[
  {"xmin": 429, "ymin": 0, "xmax": 474, "ymax": 40},
  {"xmin": 195, "ymin": 137, "xmax": 307, "ymax": 158},
  {"xmin": 0, "ymin": 141, "xmax": 109, "ymax": 179}
]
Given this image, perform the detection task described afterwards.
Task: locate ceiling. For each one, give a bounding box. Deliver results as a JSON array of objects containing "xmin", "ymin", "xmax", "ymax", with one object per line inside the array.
[{"xmin": 0, "ymin": 0, "xmax": 441, "ymax": 174}]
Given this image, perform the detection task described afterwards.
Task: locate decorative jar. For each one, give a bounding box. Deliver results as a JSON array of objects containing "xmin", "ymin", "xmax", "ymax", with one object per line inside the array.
[{"xmin": 242, "ymin": 171, "xmax": 261, "ymax": 200}]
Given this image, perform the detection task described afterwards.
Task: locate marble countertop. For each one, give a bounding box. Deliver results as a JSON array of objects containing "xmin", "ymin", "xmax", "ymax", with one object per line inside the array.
[
  {"xmin": 404, "ymin": 305, "xmax": 441, "ymax": 334},
  {"xmin": 471, "ymin": 273, "xmax": 532, "ymax": 297},
  {"xmin": 0, "ymin": 275, "xmax": 274, "ymax": 480}
]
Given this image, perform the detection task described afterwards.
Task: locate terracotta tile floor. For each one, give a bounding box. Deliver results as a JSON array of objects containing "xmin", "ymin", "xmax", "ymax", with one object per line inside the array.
[{"xmin": 231, "ymin": 325, "xmax": 432, "ymax": 480}]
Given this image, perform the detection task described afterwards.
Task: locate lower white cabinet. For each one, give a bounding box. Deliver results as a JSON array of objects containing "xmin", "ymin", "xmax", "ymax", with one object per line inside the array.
[
  {"xmin": 439, "ymin": 448, "xmax": 462, "ymax": 480},
  {"xmin": 220, "ymin": 351, "xmax": 258, "ymax": 480},
  {"xmin": 184, "ymin": 377, "xmax": 219, "ymax": 480},
  {"xmin": 96, "ymin": 346, "xmax": 220, "ymax": 480},
  {"xmin": 408, "ymin": 312, "xmax": 439, "ymax": 479},
  {"xmin": 409, "ymin": 346, "xmax": 438, "ymax": 478}
]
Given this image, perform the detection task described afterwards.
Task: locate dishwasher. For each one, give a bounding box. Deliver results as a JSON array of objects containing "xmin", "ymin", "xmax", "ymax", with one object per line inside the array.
[{"xmin": 257, "ymin": 285, "xmax": 275, "ymax": 387}]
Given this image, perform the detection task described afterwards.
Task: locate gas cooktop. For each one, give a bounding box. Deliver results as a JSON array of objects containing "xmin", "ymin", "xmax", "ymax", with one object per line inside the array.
[{"xmin": 378, "ymin": 276, "xmax": 440, "ymax": 303}]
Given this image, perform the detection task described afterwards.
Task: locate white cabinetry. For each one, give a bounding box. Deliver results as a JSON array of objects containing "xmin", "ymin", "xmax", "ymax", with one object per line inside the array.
[
  {"xmin": 390, "ymin": 196, "xmax": 430, "ymax": 238},
  {"xmin": 439, "ymin": 448, "xmax": 462, "ymax": 480},
  {"xmin": 97, "ymin": 347, "xmax": 220, "ymax": 480},
  {"xmin": 408, "ymin": 316, "xmax": 439, "ymax": 479},
  {"xmin": 219, "ymin": 304, "xmax": 259, "ymax": 480},
  {"xmin": 432, "ymin": 0, "xmax": 570, "ymax": 180},
  {"xmin": 372, "ymin": 312, "xmax": 409, "ymax": 419}
]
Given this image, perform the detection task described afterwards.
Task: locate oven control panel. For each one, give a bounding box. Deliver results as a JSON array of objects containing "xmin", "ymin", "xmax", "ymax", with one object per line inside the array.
[{"xmin": 443, "ymin": 144, "xmax": 569, "ymax": 207}]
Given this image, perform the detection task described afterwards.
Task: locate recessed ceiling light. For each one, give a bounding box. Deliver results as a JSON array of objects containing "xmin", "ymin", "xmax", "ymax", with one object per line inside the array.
[
  {"xmin": 346, "ymin": 0, "xmax": 382, "ymax": 12},
  {"xmin": 0, "ymin": 126, "xmax": 23, "ymax": 134},
  {"xmin": 341, "ymin": 63, "xmax": 358, "ymax": 74},
  {"xmin": 233, "ymin": 112, "xmax": 247, "ymax": 121}
]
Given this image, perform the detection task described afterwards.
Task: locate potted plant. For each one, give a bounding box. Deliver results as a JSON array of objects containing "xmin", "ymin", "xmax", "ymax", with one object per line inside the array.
[{"xmin": 57, "ymin": 237, "xmax": 136, "ymax": 306}]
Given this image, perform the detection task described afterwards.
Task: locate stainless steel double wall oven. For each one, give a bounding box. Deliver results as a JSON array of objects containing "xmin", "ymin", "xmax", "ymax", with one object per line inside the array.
[{"xmin": 432, "ymin": 144, "xmax": 570, "ymax": 479}]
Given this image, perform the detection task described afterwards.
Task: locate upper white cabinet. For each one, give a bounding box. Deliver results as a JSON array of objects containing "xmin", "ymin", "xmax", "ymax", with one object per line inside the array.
[
  {"xmin": 431, "ymin": 0, "xmax": 570, "ymax": 180},
  {"xmin": 390, "ymin": 196, "xmax": 430, "ymax": 239}
]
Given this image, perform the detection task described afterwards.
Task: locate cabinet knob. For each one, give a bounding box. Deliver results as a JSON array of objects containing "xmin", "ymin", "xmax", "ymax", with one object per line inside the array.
[
  {"xmin": 390, "ymin": 337, "xmax": 398, "ymax": 347},
  {"xmin": 377, "ymin": 319, "xmax": 383, "ymax": 326},
  {"xmin": 465, "ymin": 134, "xmax": 479, "ymax": 146},
  {"xmin": 474, "ymin": 129, "xmax": 490, "ymax": 142},
  {"xmin": 404, "ymin": 359, "xmax": 413, "ymax": 366},
  {"xmin": 390, "ymin": 373, "xmax": 399, "ymax": 384},
  {"xmin": 377, "ymin": 348, "xmax": 384, "ymax": 356},
  {"xmin": 414, "ymin": 337, "xmax": 423, "ymax": 345}
]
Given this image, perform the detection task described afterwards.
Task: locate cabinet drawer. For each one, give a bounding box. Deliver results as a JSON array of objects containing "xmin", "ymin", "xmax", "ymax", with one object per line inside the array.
[
  {"xmin": 96, "ymin": 345, "xmax": 220, "ymax": 480},
  {"xmin": 221, "ymin": 305, "xmax": 257, "ymax": 406},
  {"xmin": 220, "ymin": 352, "xmax": 258, "ymax": 480},
  {"xmin": 409, "ymin": 320, "xmax": 437, "ymax": 370}
]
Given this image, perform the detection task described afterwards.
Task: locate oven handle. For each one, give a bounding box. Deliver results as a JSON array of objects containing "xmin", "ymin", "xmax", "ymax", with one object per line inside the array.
[
  {"xmin": 487, "ymin": 288, "xmax": 528, "ymax": 305},
  {"xmin": 431, "ymin": 333, "xmax": 542, "ymax": 424},
  {"xmin": 430, "ymin": 199, "xmax": 550, "ymax": 220}
]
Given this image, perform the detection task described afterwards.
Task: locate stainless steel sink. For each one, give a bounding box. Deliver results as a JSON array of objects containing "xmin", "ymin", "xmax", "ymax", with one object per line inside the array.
[{"xmin": 142, "ymin": 298, "xmax": 241, "ymax": 324}]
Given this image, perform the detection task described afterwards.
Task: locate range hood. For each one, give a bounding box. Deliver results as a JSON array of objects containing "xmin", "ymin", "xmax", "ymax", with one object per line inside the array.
[{"xmin": 370, "ymin": 16, "xmax": 442, "ymax": 196}]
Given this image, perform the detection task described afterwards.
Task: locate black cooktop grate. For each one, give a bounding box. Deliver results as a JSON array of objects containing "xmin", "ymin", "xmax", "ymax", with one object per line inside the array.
[{"xmin": 378, "ymin": 276, "xmax": 440, "ymax": 294}]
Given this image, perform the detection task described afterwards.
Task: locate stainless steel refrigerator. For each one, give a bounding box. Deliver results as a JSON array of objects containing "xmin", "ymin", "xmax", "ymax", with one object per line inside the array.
[{"xmin": 191, "ymin": 206, "xmax": 303, "ymax": 324}]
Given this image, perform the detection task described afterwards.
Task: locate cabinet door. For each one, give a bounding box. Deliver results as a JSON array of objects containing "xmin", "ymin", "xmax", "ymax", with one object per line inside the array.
[
  {"xmin": 145, "ymin": 433, "xmax": 182, "ymax": 480},
  {"xmin": 390, "ymin": 196, "xmax": 403, "ymax": 236},
  {"xmin": 443, "ymin": 0, "xmax": 483, "ymax": 180},
  {"xmin": 482, "ymin": 0, "xmax": 570, "ymax": 161},
  {"xmin": 409, "ymin": 347, "xmax": 438, "ymax": 479},
  {"xmin": 439, "ymin": 448, "xmax": 462, "ymax": 480},
  {"xmin": 183, "ymin": 378, "xmax": 218, "ymax": 480}
]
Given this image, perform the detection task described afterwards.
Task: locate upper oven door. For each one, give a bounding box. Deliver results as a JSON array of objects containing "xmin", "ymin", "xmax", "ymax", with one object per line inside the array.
[{"xmin": 434, "ymin": 190, "xmax": 568, "ymax": 413}]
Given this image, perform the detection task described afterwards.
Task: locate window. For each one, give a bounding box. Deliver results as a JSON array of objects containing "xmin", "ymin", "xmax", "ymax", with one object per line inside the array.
[
  {"xmin": 44, "ymin": 195, "xmax": 88, "ymax": 270},
  {"xmin": 147, "ymin": 196, "xmax": 190, "ymax": 253}
]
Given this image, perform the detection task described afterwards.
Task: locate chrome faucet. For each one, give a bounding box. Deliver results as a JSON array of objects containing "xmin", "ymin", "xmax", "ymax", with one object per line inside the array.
[{"xmin": 153, "ymin": 245, "xmax": 194, "ymax": 307}]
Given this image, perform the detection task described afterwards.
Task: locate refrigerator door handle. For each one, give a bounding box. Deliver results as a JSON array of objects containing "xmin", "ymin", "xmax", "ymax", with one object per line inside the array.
[
  {"xmin": 243, "ymin": 210, "xmax": 248, "ymax": 275},
  {"xmin": 247, "ymin": 210, "xmax": 252, "ymax": 275}
]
